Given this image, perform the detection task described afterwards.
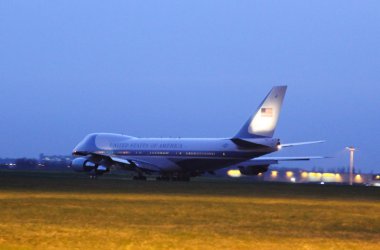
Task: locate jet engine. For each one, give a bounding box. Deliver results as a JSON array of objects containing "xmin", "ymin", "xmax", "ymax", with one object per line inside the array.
[
  {"xmin": 71, "ymin": 157, "xmax": 96, "ymax": 172},
  {"xmin": 71, "ymin": 157, "xmax": 110, "ymax": 178},
  {"xmin": 238, "ymin": 165, "xmax": 269, "ymax": 176}
]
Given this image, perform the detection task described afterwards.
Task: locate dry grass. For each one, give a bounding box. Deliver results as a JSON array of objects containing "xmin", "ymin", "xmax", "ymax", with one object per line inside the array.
[{"xmin": 0, "ymin": 171, "xmax": 379, "ymax": 250}]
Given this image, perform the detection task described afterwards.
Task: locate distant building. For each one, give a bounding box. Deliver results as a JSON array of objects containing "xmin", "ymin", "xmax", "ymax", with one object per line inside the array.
[
  {"xmin": 38, "ymin": 154, "xmax": 72, "ymax": 170},
  {"xmin": 39, "ymin": 153, "xmax": 72, "ymax": 162},
  {"xmin": 0, "ymin": 154, "xmax": 73, "ymax": 170}
]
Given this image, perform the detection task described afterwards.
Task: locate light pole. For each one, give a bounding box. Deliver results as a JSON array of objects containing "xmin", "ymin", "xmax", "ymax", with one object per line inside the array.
[{"xmin": 346, "ymin": 146, "xmax": 356, "ymax": 186}]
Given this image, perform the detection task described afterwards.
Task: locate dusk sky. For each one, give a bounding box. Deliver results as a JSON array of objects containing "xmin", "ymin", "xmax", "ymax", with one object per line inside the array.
[{"xmin": 1, "ymin": 1, "xmax": 379, "ymax": 172}]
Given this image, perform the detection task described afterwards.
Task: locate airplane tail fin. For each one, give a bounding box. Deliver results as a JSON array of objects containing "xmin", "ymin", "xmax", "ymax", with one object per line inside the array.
[{"xmin": 235, "ymin": 86, "xmax": 287, "ymax": 138}]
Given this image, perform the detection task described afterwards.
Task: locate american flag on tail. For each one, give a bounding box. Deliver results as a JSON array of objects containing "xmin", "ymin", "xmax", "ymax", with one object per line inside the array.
[{"xmin": 261, "ymin": 108, "xmax": 273, "ymax": 117}]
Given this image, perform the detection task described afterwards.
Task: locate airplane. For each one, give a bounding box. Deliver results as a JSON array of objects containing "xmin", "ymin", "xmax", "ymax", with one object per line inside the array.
[{"xmin": 71, "ymin": 86, "xmax": 324, "ymax": 180}]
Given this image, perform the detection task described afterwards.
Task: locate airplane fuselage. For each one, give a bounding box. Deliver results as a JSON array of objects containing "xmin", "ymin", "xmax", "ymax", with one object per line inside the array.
[{"xmin": 73, "ymin": 133, "xmax": 279, "ymax": 173}]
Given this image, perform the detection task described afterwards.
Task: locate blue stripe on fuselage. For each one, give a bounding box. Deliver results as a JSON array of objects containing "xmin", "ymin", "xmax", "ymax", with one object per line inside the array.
[{"xmin": 110, "ymin": 149, "xmax": 267, "ymax": 159}]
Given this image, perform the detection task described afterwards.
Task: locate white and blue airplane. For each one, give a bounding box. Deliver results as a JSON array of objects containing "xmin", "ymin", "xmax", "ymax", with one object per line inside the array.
[{"xmin": 71, "ymin": 86, "xmax": 324, "ymax": 180}]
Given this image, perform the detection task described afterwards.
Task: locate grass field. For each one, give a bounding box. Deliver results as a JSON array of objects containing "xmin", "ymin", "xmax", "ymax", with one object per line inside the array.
[{"xmin": 0, "ymin": 171, "xmax": 379, "ymax": 250}]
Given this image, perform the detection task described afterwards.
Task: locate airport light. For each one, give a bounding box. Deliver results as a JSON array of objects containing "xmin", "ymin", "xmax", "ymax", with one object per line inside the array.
[
  {"xmin": 322, "ymin": 173, "xmax": 335, "ymax": 182},
  {"xmin": 271, "ymin": 171, "xmax": 278, "ymax": 178},
  {"xmin": 354, "ymin": 174, "xmax": 363, "ymax": 183},
  {"xmin": 346, "ymin": 146, "xmax": 356, "ymax": 186},
  {"xmin": 301, "ymin": 172, "xmax": 308, "ymax": 178},
  {"xmin": 308, "ymin": 172, "xmax": 322, "ymax": 182},
  {"xmin": 227, "ymin": 169, "xmax": 242, "ymax": 178},
  {"xmin": 286, "ymin": 171, "xmax": 293, "ymax": 178},
  {"xmin": 335, "ymin": 173, "xmax": 343, "ymax": 182}
]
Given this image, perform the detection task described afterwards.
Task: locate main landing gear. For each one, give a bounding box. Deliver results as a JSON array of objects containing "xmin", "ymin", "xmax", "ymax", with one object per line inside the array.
[{"xmin": 89, "ymin": 174, "xmax": 98, "ymax": 179}]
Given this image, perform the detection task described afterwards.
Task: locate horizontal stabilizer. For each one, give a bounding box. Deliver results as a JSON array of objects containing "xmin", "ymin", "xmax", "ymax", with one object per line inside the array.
[
  {"xmin": 233, "ymin": 156, "xmax": 328, "ymax": 169},
  {"xmin": 255, "ymin": 156, "xmax": 328, "ymax": 163},
  {"xmin": 279, "ymin": 140, "xmax": 325, "ymax": 148}
]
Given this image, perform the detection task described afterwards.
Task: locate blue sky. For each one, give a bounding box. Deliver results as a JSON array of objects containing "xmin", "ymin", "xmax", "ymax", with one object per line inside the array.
[{"xmin": 0, "ymin": 1, "xmax": 379, "ymax": 172}]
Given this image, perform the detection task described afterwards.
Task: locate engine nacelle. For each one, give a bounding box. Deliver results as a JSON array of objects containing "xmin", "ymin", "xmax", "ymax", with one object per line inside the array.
[
  {"xmin": 71, "ymin": 157, "xmax": 96, "ymax": 172},
  {"xmin": 238, "ymin": 165, "xmax": 269, "ymax": 176}
]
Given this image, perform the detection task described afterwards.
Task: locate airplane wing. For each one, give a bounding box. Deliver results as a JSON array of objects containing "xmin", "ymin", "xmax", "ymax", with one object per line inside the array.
[
  {"xmin": 279, "ymin": 140, "xmax": 325, "ymax": 148},
  {"xmin": 90, "ymin": 153, "xmax": 161, "ymax": 173}
]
